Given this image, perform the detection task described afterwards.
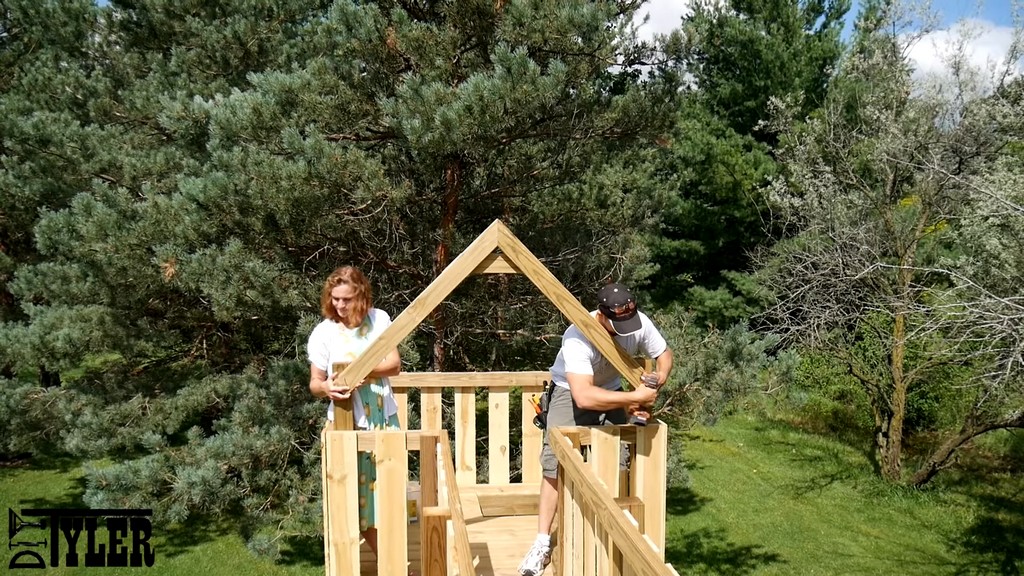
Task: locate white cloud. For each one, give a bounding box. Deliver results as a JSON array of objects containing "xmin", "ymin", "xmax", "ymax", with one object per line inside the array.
[
  {"xmin": 633, "ymin": 0, "xmax": 693, "ymax": 39},
  {"xmin": 632, "ymin": 0, "xmax": 1022, "ymax": 91},
  {"xmin": 906, "ymin": 19, "xmax": 1021, "ymax": 90}
]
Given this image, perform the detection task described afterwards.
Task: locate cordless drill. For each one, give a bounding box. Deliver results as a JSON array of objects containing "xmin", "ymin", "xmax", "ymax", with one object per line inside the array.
[{"xmin": 629, "ymin": 372, "xmax": 660, "ymax": 426}]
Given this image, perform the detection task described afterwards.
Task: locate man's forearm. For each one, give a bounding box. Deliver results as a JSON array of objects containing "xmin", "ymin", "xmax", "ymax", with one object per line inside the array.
[
  {"xmin": 570, "ymin": 384, "xmax": 637, "ymax": 412},
  {"xmin": 654, "ymin": 349, "xmax": 673, "ymax": 385}
]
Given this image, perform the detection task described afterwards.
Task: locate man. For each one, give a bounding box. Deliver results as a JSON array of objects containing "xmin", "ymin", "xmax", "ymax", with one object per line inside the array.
[{"xmin": 517, "ymin": 283, "xmax": 673, "ymax": 576}]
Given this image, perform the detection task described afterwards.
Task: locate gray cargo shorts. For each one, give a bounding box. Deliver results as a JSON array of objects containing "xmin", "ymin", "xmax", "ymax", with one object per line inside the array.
[{"xmin": 540, "ymin": 384, "xmax": 629, "ymax": 479}]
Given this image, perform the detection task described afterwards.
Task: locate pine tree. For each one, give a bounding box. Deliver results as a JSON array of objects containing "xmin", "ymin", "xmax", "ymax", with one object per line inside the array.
[
  {"xmin": 635, "ymin": 0, "xmax": 850, "ymax": 325},
  {"xmin": 682, "ymin": 0, "xmax": 850, "ymax": 144},
  {"xmin": 0, "ymin": 0, "xmax": 680, "ymax": 552}
]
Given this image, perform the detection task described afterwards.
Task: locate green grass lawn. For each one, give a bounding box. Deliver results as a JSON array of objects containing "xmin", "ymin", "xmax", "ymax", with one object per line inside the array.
[
  {"xmin": 4, "ymin": 415, "xmax": 1021, "ymax": 575},
  {"xmin": 666, "ymin": 414, "xmax": 1024, "ymax": 575},
  {"xmin": 1, "ymin": 458, "xmax": 323, "ymax": 576}
]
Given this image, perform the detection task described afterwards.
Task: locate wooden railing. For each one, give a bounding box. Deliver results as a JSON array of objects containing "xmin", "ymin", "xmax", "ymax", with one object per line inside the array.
[
  {"xmin": 549, "ymin": 423, "xmax": 680, "ymax": 576},
  {"xmin": 320, "ymin": 427, "xmax": 474, "ymax": 576},
  {"xmin": 389, "ymin": 371, "xmax": 549, "ymax": 487},
  {"xmin": 323, "ymin": 372, "xmax": 677, "ymax": 576}
]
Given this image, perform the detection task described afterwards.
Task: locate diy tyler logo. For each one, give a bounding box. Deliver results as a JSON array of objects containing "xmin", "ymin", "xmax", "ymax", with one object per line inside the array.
[{"xmin": 7, "ymin": 508, "xmax": 155, "ymax": 569}]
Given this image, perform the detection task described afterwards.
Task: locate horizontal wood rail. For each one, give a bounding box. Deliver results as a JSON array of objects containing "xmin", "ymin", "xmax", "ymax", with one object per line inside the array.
[{"xmin": 549, "ymin": 423, "xmax": 679, "ymax": 576}]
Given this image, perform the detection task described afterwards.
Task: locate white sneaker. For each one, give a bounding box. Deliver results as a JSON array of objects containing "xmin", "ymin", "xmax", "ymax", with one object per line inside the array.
[{"xmin": 517, "ymin": 541, "xmax": 551, "ymax": 576}]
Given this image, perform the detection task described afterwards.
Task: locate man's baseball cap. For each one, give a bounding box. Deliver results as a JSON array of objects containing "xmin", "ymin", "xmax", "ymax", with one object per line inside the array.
[{"xmin": 597, "ymin": 283, "xmax": 642, "ymax": 336}]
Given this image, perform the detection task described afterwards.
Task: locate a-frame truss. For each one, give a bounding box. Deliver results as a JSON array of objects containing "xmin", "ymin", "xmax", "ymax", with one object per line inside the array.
[{"xmin": 333, "ymin": 219, "xmax": 646, "ymax": 429}]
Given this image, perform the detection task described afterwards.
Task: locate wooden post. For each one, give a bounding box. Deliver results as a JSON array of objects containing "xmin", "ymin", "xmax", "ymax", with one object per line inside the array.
[
  {"xmin": 376, "ymin": 431, "xmax": 409, "ymax": 575},
  {"xmin": 421, "ymin": 506, "xmax": 450, "ymax": 576},
  {"xmin": 591, "ymin": 428, "xmax": 622, "ymax": 576},
  {"xmin": 421, "ymin": 389, "xmax": 443, "ymax": 431},
  {"xmin": 632, "ymin": 423, "xmax": 668, "ymax": 559},
  {"xmin": 320, "ymin": 426, "xmax": 333, "ymax": 576},
  {"xmin": 521, "ymin": 388, "xmax": 543, "ymax": 483},
  {"xmin": 488, "ymin": 386, "xmax": 511, "ymax": 484},
  {"xmin": 455, "ymin": 387, "xmax": 476, "ymax": 485},
  {"xmin": 333, "ymin": 401, "xmax": 354, "ymax": 431},
  {"xmin": 324, "ymin": 431, "xmax": 360, "ymax": 576}
]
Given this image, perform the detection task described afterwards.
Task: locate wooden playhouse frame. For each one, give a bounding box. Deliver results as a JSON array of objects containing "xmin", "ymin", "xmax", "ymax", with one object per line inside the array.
[{"xmin": 320, "ymin": 220, "xmax": 681, "ymax": 576}]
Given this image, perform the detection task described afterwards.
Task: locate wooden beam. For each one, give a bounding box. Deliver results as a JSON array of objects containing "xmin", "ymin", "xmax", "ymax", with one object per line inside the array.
[
  {"xmin": 439, "ymin": 431, "xmax": 476, "ymax": 576},
  {"xmin": 494, "ymin": 221, "xmax": 645, "ymax": 388},
  {"xmin": 376, "ymin": 432, "xmax": 408, "ymax": 575},
  {"xmin": 471, "ymin": 252, "xmax": 520, "ymax": 274},
  {"xmin": 390, "ymin": 371, "xmax": 548, "ymax": 389},
  {"xmin": 554, "ymin": 424, "xmax": 639, "ymax": 447},
  {"xmin": 590, "ymin": 427, "xmax": 621, "ymax": 495},
  {"xmin": 488, "ymin": 387, "xmax": 511, "ymax": 484},
  {"xmin": 334, "ymin": 221, "xmax": 502, "ymax": 391},
  {"xmin": 420, "ymin": 506, "xmax": 450, "ymax": 576},
  {"xmin": 420, "ymin": 434, "xmax": 439, "ymax": 508},
  {"xmin": 594, "ymin": 425, "xmax": 624, "ymax": 576},
  {"xmin": 455, "ymin": 387, "xmax": 476, "ymax": 485},
  {"xmin": 469, "ymin": 484, "xmax": 541, "ymax": 516},
  {"xmin": 632, "ymin": 423, "xmax": 668, "ymax": 558},
  {"xmin": 325, "ymin": 432, "xmax": 360, "ymax": 576},
  {"xmin": 394, "ymin": 389, "xmax": 408, "ymax": 430},
  {"xmin": 421, "ymin": 389, "xmax": 442, "ymax": 431},
  {"xmin": 521, "ymin": 390, "xmax": 543, "ymax": 483},
  {"xmin": 319, "ymin": 426, "xmax": 334, "ymax": 576}
]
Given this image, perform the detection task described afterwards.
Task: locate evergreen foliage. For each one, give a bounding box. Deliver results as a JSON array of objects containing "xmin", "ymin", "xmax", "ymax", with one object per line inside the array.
[
  {"xmin": 638, "ymin": 0, "xmax": 849, "ymax": 327},
  {"xmin": 681, "ymin": 0, "xmax": 851, "ymax": 143},
  {"xmin": 640, "ymin": 103, "xmax": 778, "ymax": 323},
  {"xmin": 0, "ymin": 0, "xmax": 682, "ymax": 551},
  {"xmin": 647, "ymin": 305, "xmax": 798, "ymax": 426}
]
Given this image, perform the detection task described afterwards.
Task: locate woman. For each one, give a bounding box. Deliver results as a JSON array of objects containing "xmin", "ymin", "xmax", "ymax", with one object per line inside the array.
[{"xmin": 307, "ymin": 265, "xmax": 401, "ymax": 556}]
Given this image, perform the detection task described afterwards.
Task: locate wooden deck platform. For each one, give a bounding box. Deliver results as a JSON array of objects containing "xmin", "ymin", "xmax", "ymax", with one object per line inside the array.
[
  {"xmin": 360, "ymin": 487, "xmax": 541, "ymax": 576},
  {"xmin": 360, "ymin": 513, "xmax": 538, "ymax": 576}
]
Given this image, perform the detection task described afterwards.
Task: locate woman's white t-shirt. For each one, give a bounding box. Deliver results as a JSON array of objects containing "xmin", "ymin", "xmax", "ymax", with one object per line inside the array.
[{"xmin": 306, "ymin": 308, "xmax": 399, "ymax": 428}]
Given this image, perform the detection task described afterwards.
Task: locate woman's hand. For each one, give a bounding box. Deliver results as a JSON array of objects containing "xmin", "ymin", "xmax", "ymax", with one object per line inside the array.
[
  {"xmin": 331, "ymin": 371, "xmax": 367, "ymax": 393},
  {"xmin": 325, "ymin": 383, "xmax": 352, "ymax": 402}
]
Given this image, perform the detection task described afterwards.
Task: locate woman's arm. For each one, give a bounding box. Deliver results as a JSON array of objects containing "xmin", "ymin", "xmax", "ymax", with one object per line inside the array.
[{"xmin": 309, "ymin": 364, "xmax": 352, "ymax": 401}]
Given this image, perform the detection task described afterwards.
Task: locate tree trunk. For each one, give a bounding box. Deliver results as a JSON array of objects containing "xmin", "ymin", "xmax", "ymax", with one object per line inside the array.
[
  {"xmin": 879, "ymin": 310, "xmax": 908, "ymax": 482},
  {"xmin": 431, "ymin": 157, "xmax": 461, "ymax": 371},
  {"xmin": 909, "ymin": 412, "xmax": 1024, "ymax": 487},
  {"xmin": 39, "ymin": 366, "xmax": 61, "ymax": 388}
]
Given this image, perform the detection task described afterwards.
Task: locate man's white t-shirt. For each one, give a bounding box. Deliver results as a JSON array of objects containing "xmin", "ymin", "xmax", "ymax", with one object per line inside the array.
[
  {"xmin": 306, "ymin": 308, "xmax": 398, "ymax": 428},
  {"xmin": 549, "ymin": 310, "xmax": 667, "ymax": 391}
]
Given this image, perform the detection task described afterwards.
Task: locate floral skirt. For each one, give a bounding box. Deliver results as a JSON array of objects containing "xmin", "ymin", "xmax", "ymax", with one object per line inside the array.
[{"xmin": 355, "ymin": 383, "xmax": 401, "ymax": 531}]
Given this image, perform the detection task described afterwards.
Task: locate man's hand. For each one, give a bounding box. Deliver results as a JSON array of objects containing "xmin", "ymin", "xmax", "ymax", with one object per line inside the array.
[
  {"xmin": 629, "ymin": 409, "xmax": 652, "ymax": 421},
  {"xmin": 632, "ymin": 382, "xmax": 658, "ymax": 406},
  {"xmin": 641, "ymin": 371, "xmax": 661, "ymax": 388},
  {"xmin": 629, "ymin": 372, "xmax": 660, "ymax": 425}
]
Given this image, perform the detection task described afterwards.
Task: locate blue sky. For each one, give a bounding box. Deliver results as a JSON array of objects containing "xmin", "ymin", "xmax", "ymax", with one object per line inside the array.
[
  {"xmin": 636, "ymin": 0, "xmax": 1021, "ymax": 81},
  {"xmin": 637, "ymin": 0, "xmax": 1018, "ymax": 37},
  {"xmin": 906, "ymin": 0, "xmax": 1017, "ymax": 26}
]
